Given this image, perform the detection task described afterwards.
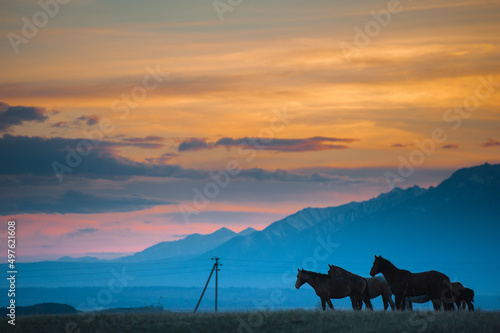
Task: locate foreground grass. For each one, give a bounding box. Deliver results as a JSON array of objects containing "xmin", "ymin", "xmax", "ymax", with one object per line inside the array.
[{"xmin": 1, "ymin": 310, "xmax": 499, "ymax": 333}]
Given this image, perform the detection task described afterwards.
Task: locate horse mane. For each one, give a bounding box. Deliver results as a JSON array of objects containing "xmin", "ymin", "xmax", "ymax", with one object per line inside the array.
[
  {"xmin": 329, "ymin": 265, "xmax": 353, "ymax": 275},
  {"xmin": 379, "ymin": 256, "xmax": 398, "ymax": 270},
  {"xmin": 301, "ymin": 269, "xmax": 330, "ymax": 278}
]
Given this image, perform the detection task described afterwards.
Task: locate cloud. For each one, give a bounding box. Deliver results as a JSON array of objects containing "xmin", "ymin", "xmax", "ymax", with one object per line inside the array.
[
  {"xmin": 0, "ymin": 189, "xmax": 171, "ymax": 215},
  {"xmin": 67, "ymin": 227, "xmax": 99, "ymax": 238},
  {"xmin": 234, "ymin": 168, "xmax": 366, "ymax": 184},
  {"xmin": 0, "ymin": 135, "xmax": 202, "ymax": 181},
  {"xmin": 0, "ymin": 135, "xmax": 365, "ymax": 188},
  {"xmin": 145, "ymin": 153, "xmax": 179, "ymax": 164},
  {"xmin": 0, "ymin": 102, "xmax": 49, "ymax": 131},
  {"xmin": 77, "ymin": 228, "xmax": 98, "ymax": 233},
  {"xmin": 178, "ymin": 136, "xmax": 357, "ymax": 152},
  {"xmin": 442, "ymin": 144, "xmax": 459, "ymax": 149},
  {"xmin": 77, "ymin": 115, "xmax": 100, "ymax": 126},
  {"xmin": 51, "ymin": 121, "xmax": 69, "ymax": 128},
  {"xmin": 120, "ymin": 136, "xmax": 165, "ymax": 149},
  {"xmin": 178, "ymin": 138, "xmax": 210, "ymax": 151},
  {"xmin": 391, "ymin": 143, "xmax": 414, "ymax": 148},
  {"xmin": 482, "ymin": 138, "xmax": 500, "ymax": 148},
  {"xmin": 122, "ymin": 136, "xmax": 165, "ymax": 143}
]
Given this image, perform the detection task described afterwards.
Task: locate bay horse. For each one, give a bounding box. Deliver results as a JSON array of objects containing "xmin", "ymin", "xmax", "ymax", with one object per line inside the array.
[
  {"xmin": 369, "ymin": 255, "xmax": 455, "ymax": 311},
  {"xmin": 295, "ymin": 269, "xmax": 373, "ymax": 310},
  {"xmin": 328, "ymin": 264, "xmax": 395, "ymax": 310}
]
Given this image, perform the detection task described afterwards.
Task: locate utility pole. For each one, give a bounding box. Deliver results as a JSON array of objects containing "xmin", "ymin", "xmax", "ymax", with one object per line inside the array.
[
  {"xmin": 213, "ymin": 257, "xmax": 220, "ymax": 312},
  {"xmin": 193, "ymin": 257, "xmax": 221, "ymax": 313}
]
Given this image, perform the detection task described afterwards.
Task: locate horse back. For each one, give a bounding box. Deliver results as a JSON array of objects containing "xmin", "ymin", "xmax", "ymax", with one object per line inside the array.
[
  {"xmin": 390, "ymin": 270, "xmax": 449, "ymax": 296},
  {"xmin": 326, "ymin": 275, "xmax": 365, "ymax": 298}
]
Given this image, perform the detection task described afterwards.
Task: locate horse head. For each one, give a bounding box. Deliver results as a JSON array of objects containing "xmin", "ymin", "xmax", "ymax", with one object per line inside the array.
[
  {"xmin": 370, "ymin": 255, "xmax": 383, "ymax": 277},
  {"xmin": 295, "ymin": 268, "xmax": 307, "ymax": 289},
  {"xmin": 468, "ymin": 288, "xmax": 475, "ymax": 303}
]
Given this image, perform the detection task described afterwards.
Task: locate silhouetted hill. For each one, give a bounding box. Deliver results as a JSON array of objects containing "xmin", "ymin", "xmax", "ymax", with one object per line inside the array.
[{"xmin": 0, "ymin": 303, "xmax": 77, "ymax": 317}]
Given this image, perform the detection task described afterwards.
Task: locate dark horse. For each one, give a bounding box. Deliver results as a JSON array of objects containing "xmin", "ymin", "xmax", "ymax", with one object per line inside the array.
[
  {"xmin": 328, "ymin": 264, "xmax": 395, "ymax": 310},
  {"xmin": 369, "ymin": 255, "xmax": 455, "ymax": 311},
  {"xmin": 295, "ymin": 269, "xmax": 373, "ymax": 310},
  {"xmin": 452, "ymin": 282, "xmax": 474, "ymax": 311}
]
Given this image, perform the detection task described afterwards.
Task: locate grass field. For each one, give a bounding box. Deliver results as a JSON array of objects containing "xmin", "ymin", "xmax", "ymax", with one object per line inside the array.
[{"xmin": 2, "ymin": 310, "xmax": 499, "ymax": 333}]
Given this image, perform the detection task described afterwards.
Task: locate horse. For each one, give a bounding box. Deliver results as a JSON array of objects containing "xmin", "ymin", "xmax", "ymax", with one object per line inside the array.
[
  {"xmin": 295, "ymin": 268, "xmax": 373, "ymax": 310},
  {"xmin": 369, "ymin": 255, "xmax": 455, "ymax": 311},
  {"xmin": 328, "ymin": 264, "xmax": 395, "ymax": 310},
  {"xmin": 405, "ymin": 282, "xmax": 474, "ymax": 311},
  {"xmin": 452, "ymin": 282, "xmax": 474, "ymax": 311}
]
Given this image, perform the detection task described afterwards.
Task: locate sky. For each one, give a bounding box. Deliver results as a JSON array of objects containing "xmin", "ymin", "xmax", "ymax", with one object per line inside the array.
[{"xmin": 0, "ymin": 0, "xmax": 499, "ymax": 261}]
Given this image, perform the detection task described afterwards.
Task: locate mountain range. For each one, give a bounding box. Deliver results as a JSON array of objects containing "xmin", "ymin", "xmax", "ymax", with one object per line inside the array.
[
  {"xmin": 12, "ymin": 163, "xmax": 500, "ymax": 302},
  {"xmin": 57, "ymin": 227, "xmax": 257, "ymax": 263}
]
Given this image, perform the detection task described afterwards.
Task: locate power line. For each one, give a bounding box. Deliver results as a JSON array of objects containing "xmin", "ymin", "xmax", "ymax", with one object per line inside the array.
[{"xmin": 10, "ymin": 258, "xmax": 211, "ymax": 273}]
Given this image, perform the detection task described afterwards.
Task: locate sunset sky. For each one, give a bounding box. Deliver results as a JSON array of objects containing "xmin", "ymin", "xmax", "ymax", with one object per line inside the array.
[{"xmin": 1, "ymin": 0, "xmax": 499, "ymax": 261}]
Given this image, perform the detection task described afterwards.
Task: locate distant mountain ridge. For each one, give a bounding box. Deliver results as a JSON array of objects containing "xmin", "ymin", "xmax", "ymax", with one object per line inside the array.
[
  {"xmin": 198, "ymin": 163, "xmax": 500, "ymax": 264},
  {"xmin": 57, "ymin": 227, "xmax": 258, "ymax": 263}
]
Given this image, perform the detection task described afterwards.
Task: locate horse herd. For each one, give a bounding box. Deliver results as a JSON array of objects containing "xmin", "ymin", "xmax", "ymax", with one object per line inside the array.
[{"xmin": 295, "ymin": 255, "xmax": 474, "ymax": 311}]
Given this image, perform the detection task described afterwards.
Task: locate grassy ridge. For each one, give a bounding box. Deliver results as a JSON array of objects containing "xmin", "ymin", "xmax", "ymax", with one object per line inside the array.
[{"xmin": 1, "ymin": 310, "xmax": 500, "ymax": 333}]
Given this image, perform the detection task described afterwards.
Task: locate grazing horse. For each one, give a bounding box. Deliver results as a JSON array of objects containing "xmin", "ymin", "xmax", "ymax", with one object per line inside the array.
[
  {"xmin": 452, "ymin": 282, "xmax": 474, "ymax": 311},
  {"xmin": 295, "ymin": 269, "xmax": 373, "ymax": 310},
  {"xmin": 369, "ymin": 255, "xmax": 455, "ymax": 311},
  {"xmin": 328, "ymin": 264, "xmax": 395, "ymax": 310}
]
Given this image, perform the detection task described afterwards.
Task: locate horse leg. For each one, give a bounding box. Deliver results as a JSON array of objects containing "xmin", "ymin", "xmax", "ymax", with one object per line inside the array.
[
  {"xmin": 466, "ymin": 300, "xmax": 474, "ymax": 312},
  {"xmin": 405, "ymin": 299, "xmax": 412, "ymax": 311},
  {"xmin": 431, "ymin": 298, "xmax": 442, "ymax": 311},
  {"xmin": 386, "ymin": 293, "xmax": 395, "ymax": 311},
  {"xmin": 364, "ymin": 296, "xmax": 373, "ymax": 310},
  {"xmin": 382, "ymin": 296, "xmax": 388, "ymax": 310},
  {"xmin": 349, "ymin": 296, "xmax": 358, "ymax": 310},
  {"xmin": 321, "ymin": 298, "xmax": 326, "ymax": 311},
  {"xmin": 394, "ymin": 294, "xmax": 403, "ymax": 311},
  {"xmin": 327, "ymin": 299, "xmax": 334, "ymax": 310},
  {"xmin": 361, "ymin": 289, "xmax": 373, "ymax": 311}
]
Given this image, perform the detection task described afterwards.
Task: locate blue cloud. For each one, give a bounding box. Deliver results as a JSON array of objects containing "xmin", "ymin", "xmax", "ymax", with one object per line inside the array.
[{"xmin": 0, "ymin": 102, "xmax": 49, "ymax": 131}]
